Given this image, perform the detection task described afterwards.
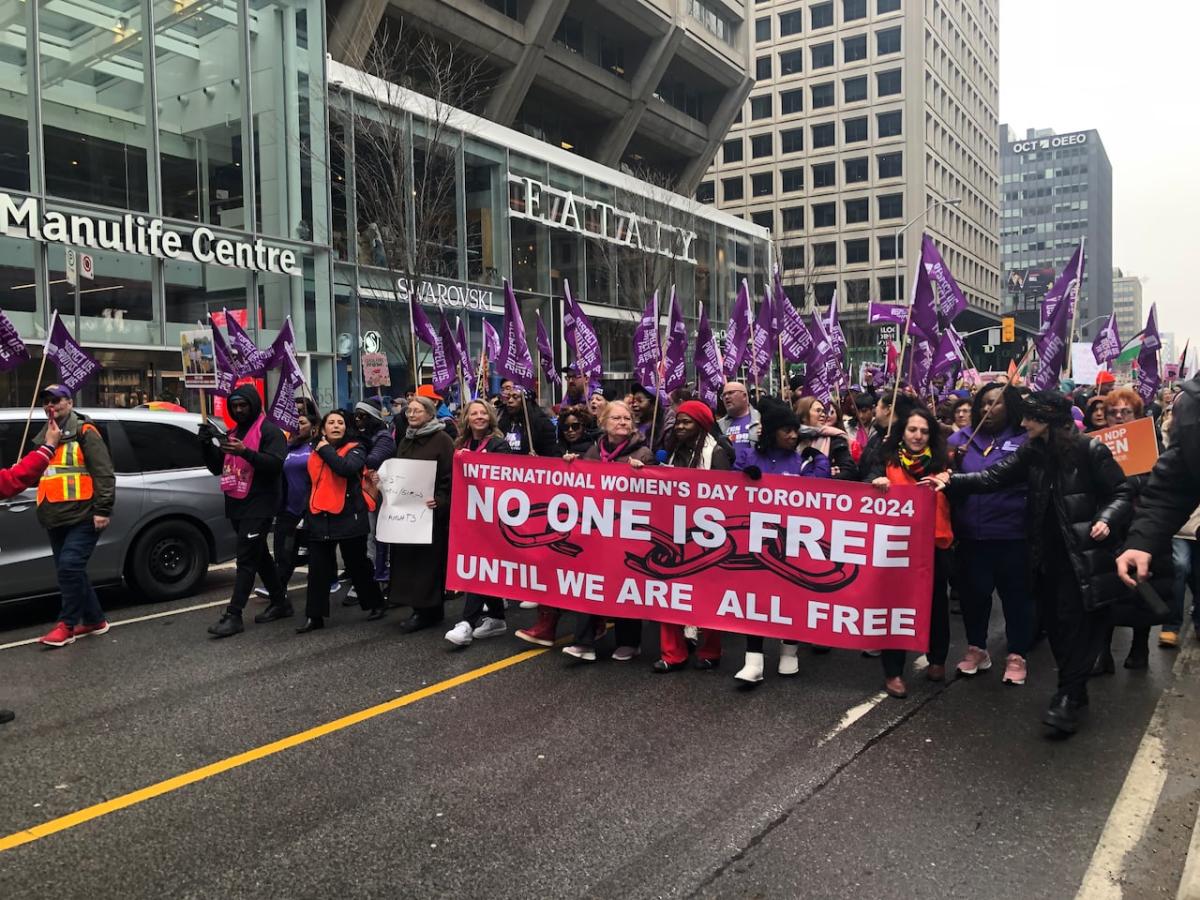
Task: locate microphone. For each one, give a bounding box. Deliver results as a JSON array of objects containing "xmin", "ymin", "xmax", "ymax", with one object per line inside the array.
[{"xmin": 655, "ymin": 449, "xmax": 669, "ymax": 465}]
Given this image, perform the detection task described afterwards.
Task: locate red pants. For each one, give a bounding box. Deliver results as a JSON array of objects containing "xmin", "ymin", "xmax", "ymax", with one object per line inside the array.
[{"xmin": 660, "ymin": 624, "xmax": 722, "ymax": 665}]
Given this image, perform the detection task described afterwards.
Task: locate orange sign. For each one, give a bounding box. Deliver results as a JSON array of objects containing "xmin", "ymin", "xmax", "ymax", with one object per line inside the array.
[{"xmin": 1094, "ymin": 416, "xmax": 1159, "ymax": 477}]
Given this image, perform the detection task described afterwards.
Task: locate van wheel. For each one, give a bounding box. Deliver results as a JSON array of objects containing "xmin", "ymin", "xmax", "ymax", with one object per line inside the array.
[{"xmin": 127, "ymin": 520, "xmax": 209, "ymax": 602}]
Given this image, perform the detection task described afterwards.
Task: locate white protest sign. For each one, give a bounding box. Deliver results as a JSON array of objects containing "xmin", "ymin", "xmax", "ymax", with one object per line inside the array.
[
  {"xmin": 375, "ymin": 458, "xmax": 436, "ymax": 544},
  {"xmin": 1070, "ymin": 342, "xmax": 1101, "ymax": 387}
]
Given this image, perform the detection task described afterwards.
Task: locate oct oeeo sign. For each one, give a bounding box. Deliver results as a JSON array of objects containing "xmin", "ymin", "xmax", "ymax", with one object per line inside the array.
[{"xmin": 1010, "ymin": 132, "xmax": 1088, "ymax": 154}]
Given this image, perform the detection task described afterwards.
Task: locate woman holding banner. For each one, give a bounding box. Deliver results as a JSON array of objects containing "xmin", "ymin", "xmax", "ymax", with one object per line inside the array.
[
  {"xmin": 793, "ymin": 396, "xmax": 857, "ymax": 480},
  {"xmin": 869, "ymin": 406, "xmax": 954, "ymax": 698}
]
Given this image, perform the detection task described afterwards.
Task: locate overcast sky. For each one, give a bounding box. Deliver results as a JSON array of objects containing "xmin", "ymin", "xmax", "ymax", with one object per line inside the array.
[{"xmin": 998, "ymin": 1, "xmax": 1198, "ymax": 346}]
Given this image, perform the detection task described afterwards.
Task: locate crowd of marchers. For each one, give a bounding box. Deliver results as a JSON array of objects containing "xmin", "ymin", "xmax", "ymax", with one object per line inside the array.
[{"xmin": 13, "ymin": 365, "xmax": 1200, "ymax": 738}]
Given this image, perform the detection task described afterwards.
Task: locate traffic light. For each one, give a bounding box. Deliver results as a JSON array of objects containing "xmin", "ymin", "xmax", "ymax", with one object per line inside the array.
[{"xmin": 1001, "ymin": 316, "xmax": 1015, "ymax": 343}]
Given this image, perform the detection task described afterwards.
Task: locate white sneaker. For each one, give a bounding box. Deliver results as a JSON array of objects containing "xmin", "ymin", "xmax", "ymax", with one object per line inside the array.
[
  {"xmin": 612, "ymin": 645, "xmax": 640, "ymax": 662},
  {"xmin": 347, "ymin": 587, "xmax": 358, "ymax": 600},
  {"xmin": 519, "ymin": 600, "xmax": 539, "ymax": 609},
  {"xmin": 444, "ymin": 621, "xmax": 474, "ymax": 646},
  {"xmin": 253, "ymin": 587, "xmax": 270, "ymax": 599},
  {"xmin": 735, "ymin": 652, "xmax": 765, "ymax": 684},
  {"xmin": 472, "ymin": 617, "xmax": 507, "ymax": 639},
  {"xmin": 778, "ymin": 643, "xmax": 800, "ymax": 676},
  {"xmin": 562, "ymin": 644, "xmax": 596, "ymax": 661}
]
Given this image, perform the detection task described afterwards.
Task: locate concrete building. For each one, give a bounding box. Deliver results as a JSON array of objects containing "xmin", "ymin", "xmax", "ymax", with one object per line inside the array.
[
  {"xmin": 1000, "ymin": 125, "xmax": 1113, "ymax": 340},
  {"xmin": 1111, "ymin": 268, "xmax": 1144, "ymax": 344},
  {"xmin": 327, "ymin": 0, "xmax": 755, "ymax": 191},
  {"xmin": 700, "ymin": 0, "xmax": 1002, "ymax": 364}
]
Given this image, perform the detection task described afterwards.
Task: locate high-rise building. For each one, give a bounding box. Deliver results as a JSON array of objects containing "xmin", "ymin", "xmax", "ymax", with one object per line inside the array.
[
  {"xmin": 1000, "ymin": 126, "xmax": 1113, "ymax": 341},
  {"xmin": 1111, "ymin": 268, "xmax": 1144, "ymax": 343},
  {"xmin": 700, "ymin": 0, "xmax": 1002, "ymax": 364}
]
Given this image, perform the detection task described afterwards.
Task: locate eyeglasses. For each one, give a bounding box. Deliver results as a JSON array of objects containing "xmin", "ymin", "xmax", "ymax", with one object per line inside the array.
[
  {"xmin": 722, "ymin": 390, "xmax": 746, "ymax": 398},
  {"xmin": 1108, "ymin": 407, "xmax": 1135, "ymax": 419},
  {"xmin": 562, "ymin": 422, "xmax": 583, "ymax": 431}
]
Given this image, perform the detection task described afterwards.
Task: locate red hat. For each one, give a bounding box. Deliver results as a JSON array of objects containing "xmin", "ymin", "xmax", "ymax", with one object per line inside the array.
[
  {"xmin": 675, "ymin": 400, "xmax": 716, "ymax": 433},
  {"xmin": 1096, "ymin": 371, "xmax": 1116, "ymax": 385},
  {"xmin": 416, "ymin": 384, "xmax": 443, "ymax": 401}
]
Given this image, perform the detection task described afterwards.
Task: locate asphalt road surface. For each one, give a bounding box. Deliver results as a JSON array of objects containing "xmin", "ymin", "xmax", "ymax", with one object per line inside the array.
[{"xmin": 1, "ymin": 573, "xmax": 1197, "ymax": 899}]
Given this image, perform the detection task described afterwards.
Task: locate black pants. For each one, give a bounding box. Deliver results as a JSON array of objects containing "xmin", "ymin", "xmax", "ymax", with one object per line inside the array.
[
  {"xmin": 746, "ymin": 636, "xmax": 799, "ymax": 652},
  {"xmin": 230, "ymin": 517, "xmax": 284, "ymax": 614},
  {"xmin": 272, "ymin": 512, "xmax": 306, "ymax": 591},
  {"xmin": 461, "ymin": 594, "xmax": 504, "ymax": 626},
  {"xmin": 882, "ymin": 548, "xmax": 952, "ymax": 678},
  {"xmin": 306, "ymin": 536, "xmax": 382, "ymax": 619},
  {"xmin": 1037, "ymin": 557, "xmax": 1108, "ymax": 701},
  {"xmin": 573, "ymin": 614, "xmax": 642, "ymax": 648}
]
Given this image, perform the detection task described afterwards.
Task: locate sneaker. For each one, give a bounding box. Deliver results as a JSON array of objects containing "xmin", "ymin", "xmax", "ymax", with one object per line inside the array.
[
  {"xmin": 444, "ymin": 621, "xmax": 474, "ymax": 646},
  {"xmin": 472, "ymin": 617, "xmax": 507, "ymax": 640},
  {"xmin": 611, "ymin": 645, "xmax": 640, "ymax": 662},
  {"xmin": 73, "ymin": 621, "xmax": 110, "ymax": 638},
  {"xmin": 861, "ymin": 649, "xmax": 881, "ymax": 658},
  {"xmin": 562, "ymin": 644, "xmax": 596, "ymax": 661},
  {"xmin": 1002, "ymin": 654, "xmax": 1027, "ymax": 685},
  {"xmin": 955, "ymin": 645, "xmax": 992, "ymax": 677},
  {"xmin": 253, "ymin": 587, "xmax": 271, "ymax": 600},
  {"xmin": 515, "ymin": 609, "xmax": 559, "ymax": 646},
  {"xmin": 347, "ymin": 587, "xmax": 358, "ymax": 600},
  {"xmin": 39, "ymin": 622, "xmax": 75, "ymax": 647},
  {"xmin": 1159, "ymin": 630, "xmax": 1179, "ymax": 649},
  {"xmin": 519, "ymin": 600, "xmax": 539, "ymax": 609}
]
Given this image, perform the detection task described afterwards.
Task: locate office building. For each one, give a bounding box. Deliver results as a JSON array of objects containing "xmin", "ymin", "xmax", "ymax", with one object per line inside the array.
[
  {"xmin": 701, "ymin": 0, "xmax": 1002, "ymax": 365},
  {"xmin": 1111, "ymin": 268, "xmax": 1143, "ymax": 344},
  {"xmin": 1000, "ymin": 125, "xmax": 1113, "ymax": 340}
]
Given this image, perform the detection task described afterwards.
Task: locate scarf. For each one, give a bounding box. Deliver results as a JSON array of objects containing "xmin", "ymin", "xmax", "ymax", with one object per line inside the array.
[
  {"xmin": 598, "ymin": 437, "xmax": 631, "ymax": 463},
  {"xmin": 221, "ymin": 414, "xmax": 264, "ymax": 499},
  {"xmin": 405, "ymin": 420, "xmax": 446, "ymax": 440},
  {"xmin": 898, "ymin": 445, "xmax": 933, "ymax": 479}
]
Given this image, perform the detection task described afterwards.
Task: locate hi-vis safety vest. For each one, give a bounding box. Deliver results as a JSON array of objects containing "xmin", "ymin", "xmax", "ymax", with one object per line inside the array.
[{"xmin": 37, "ymin": 423, "xmax": 99, "ymax": 505}]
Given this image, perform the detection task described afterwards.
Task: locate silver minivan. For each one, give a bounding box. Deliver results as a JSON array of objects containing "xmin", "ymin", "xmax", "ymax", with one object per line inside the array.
[{"xmin": 0, "ymin": 408, "xmax": 237, "ymax": 608}]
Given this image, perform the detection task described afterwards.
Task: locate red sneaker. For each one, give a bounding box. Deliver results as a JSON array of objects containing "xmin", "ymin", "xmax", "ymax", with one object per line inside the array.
[
  {"xmin": 73, "ymin": 621, "xmax": 110, "ymax": 638},
  {"xmin": 515, "ymin": 608, "xmax": 560, "ymax": 647},
  {"xmin": 39, "ymin": 622, "xmax": 76, "ymax": 647}
]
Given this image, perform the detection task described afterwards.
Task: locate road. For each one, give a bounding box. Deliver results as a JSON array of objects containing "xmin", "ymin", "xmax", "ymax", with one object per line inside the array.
[{"xmin": 0, "ymin": 572, "xmax": 1197, "ymax": 899}]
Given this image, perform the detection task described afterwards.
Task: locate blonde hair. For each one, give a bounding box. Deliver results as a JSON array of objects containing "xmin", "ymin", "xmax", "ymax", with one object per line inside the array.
[
  {"xmin": 455, "ymin": 399, "xmax": 504, "ymax": 449},
  {"xmin": 600, "ymin": 400, "xmax": 634, "ymax": 431}
]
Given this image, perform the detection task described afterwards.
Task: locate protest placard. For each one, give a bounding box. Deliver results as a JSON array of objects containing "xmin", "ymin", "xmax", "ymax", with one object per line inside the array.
[
  {"xmin": 362, "ymin": 352, "xmax": 390, "ymax": 388},
  {"xmin": 180, "ymin": 328, "xmax": 217, "ymax": 388},
  {"xmin": 1094, "ymin": 416, "xmax": 1159, "ymax": 477},
  {"xmin": 376, "ymin": 458, "xmax": 436, "ymax": 543}
]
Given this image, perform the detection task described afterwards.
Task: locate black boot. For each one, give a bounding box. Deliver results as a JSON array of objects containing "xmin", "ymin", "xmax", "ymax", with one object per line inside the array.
[
  {"xmin": 295, "ymin": 617, "xmax": 325, "ymax": 634},
  {"xmin": 0, "ymin": 709, "xmax": 14, "ymax": 725},
  {"xmin": 1042, "ymin": 694, "xmax": 1081, "ymax": 735},
  {"xmin": 208, "ymin": 612, "xmax": 244, "ymax": 638},
  {"xmin": 1124, "ymin": 627, "xmax": 1150, "ymax": 669},
  {"xmin": 254, "ymin": 603, "xmax": 294, "ymax": 624},
  {"xmin": 365, "ymin": 607, "xmax": 386, "ymax": 621},
  {"xmin": 1091, "ymin": 650, "xmax": 1115, "ymax": 676},
  {"xmin": 399, "ymin": 610, "xmax": 443, "ymax": 634}
]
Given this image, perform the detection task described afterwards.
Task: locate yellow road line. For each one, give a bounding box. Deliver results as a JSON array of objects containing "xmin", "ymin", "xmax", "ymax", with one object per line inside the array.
[{"xmin": 0, "ymin": 646, "xmax": 549, "ymax": 854}]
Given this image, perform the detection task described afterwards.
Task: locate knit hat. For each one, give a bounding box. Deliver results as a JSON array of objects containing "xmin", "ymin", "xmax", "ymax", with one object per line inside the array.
[
  {"xmin": 1096, "ymin": 370, "xmax": 1116, "ymax": 385},
  {"xmin": 675, "ymin": 400, "xmax": 715, "ymax": 433},
  {"xmin": 354, "ymin": 400, "xmax": 384, "ymax": 422},
  {"xmin": 759, "ymin": 397, "xmax": 799, "ymax": 436},
  {"xmin": 1023, "ymin": 390, "xmax": 1074, "ymax": 427}
]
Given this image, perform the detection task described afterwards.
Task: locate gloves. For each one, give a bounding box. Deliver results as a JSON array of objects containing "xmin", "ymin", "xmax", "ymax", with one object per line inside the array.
[
  {"xmin": 197, "ymin": 422, "xmax": 219, "ymax": 445},
  {"xmin": 743, "ymin": 465, "xmax": 763, "ymax": 481}
]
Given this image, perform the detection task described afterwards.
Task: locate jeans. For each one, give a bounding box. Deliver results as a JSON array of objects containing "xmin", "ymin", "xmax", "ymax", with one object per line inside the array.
[
  {"xmin": 48, "ymin": 520, "xmax": 104, "ymax": 627},
  {"xmin": 1170, "ymin": 538, "xmax": 1198, "ymax": 632},
  {"xmin": 230, "ymin": 517, "xmax": 284, "ymax": 615},
  {"xmin": 961, "ymin": 539, "xmax": 1035, "ymax": 656}
]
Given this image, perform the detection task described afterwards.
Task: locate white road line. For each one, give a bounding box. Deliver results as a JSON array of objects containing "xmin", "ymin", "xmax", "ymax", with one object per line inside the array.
[
  {"xmin": 0, "ymin": 599, "xmax": 229, "ymax": 651},
  {"xmin": 817, "ymin": 692, "xmax": 887, "ymax": 746}
]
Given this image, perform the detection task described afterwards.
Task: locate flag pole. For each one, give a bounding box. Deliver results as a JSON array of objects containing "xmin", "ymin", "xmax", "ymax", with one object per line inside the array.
[
  {"xmin": 18, "ymin": 310, "xmax": 56, "ymax": 461},
  {"xmin": 1063, "ymin": 236, "xmax": 1086, "ymax": 380},
  {"xmin": 407, "ymin": 294, "xmax": 419, "ymax": 390},
  {"xmin": 889, "ymin": 269, "xmax": 915, "ymax": 418}
]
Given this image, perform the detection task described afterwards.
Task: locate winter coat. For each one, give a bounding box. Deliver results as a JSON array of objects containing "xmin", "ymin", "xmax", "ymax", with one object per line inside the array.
[
  {"xmin": 813, "ymin": 428, "xmax": 857, "ymax": 480},
  {"xmin": 0, "ymin": 444, "xmax": 53, "ymax": 499},
  {"xmin": 582, "ymin": 432, "xmax": 656, "ymax": 465},
  {"xmin": 666, "ymin": 433, "xmax": 734, "ymax": 470},
  {"xmin": 461, "ymin": 435, "xmax": 511, "ymax": 454},
  {"xmin": 199, "ymin": 384, "xmax": 285, "ymax": 521},
  {"xmin": 798, "ymin": 446, "xmax": 832, "ymax": 479},
  {"xmin": 735, "ymin": 446, "xmax": 804, "ymax": 477},
  {"xmin": 497, "ymin": 401, "xmax": 557, "ymax": 456},
  {"xmin": 946, "ymin": 424, "xmax": 1027, "ymax": 542},
  {"xmin": 947, "ymin": 435, "xmax": 1134, "ymax": 611},
  {"xmin": 360, "ymin": 420, "xmax": 397, "ymax": 471},
  {"xmin": 306, "ymin": 442, "xmax": 371, "ymax": 542}
]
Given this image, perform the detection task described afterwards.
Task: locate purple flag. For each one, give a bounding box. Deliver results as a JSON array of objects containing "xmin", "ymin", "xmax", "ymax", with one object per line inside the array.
[
  {"xmin": 908, "ymin": 258, "xmax": 940, "ymax": 344},
  {"xmin": 749, "ymin": 285, "xmax": 778, "ymax": 381},
  {"xmin": 455, "ymin": 317, "xmax": 476, "ymax": 394},
  {"xmin": 265, "ymin": 317, "xmax": 297, "ymax": 372},
  {"xmin": 1091, "ymin": 313, "xmax": 1122, "ymax": 365},
  {"xmin": 535, "ymin": 314, "xmax": 561, "ymax": 387},
  {"xmin": 827, "ymin": 291, "xmax": 847, "ymax": 359},
  {"xmin": 45, "ymin": 312, "xmax": 100, "ymax": 392},
  {"xmin": 1040, "ymin": 244, "xmax": 1086, "ymax": 328},
  {"xmin": 804, "ymin": 312, "xmax": 842, "ymax": 404},
  {"xmin": 430, "ymin": 316, "xmax": 455, "ymax": 393},
  {"xmin": 632, "ymin": 291, "xmax": 661, "ymax": 387},
  {"xmin": 207, "ymin": 313, "xmax": 237, "ymax": 397},
  {"xmin": 224, "ymin": 311, "xmax": 272, "ymax": 377},
  {"xmin": 409, "ymin": 297, "xmax": 439, "ymax": 349},
  {"xmin": 0, "ymin": 309, "xmax": 29, "ymax": 372},
  {"xmin": 1029, "ymin": 287, "xmax": 1073, "ymax": 392},
  {"xmin": 921, "ymin": 235, "xmax": 967, "ymax": 321},
  {"xmin": 1135, "ymin": 304, "xmax": 1161, "ymax": 404},
  {"xmin": 562, "ymin": 280, "xmax": 602, "ymax": 381},
  {"xmin": 723, "ymin": 279, "xmax": 753, "ymax": 379},
  {"xmin": 907, "ymin": 335, "xmax": 936, "ymax": 395},
  {"xmin": 482, "ymin": 320, "xmax": 501, "ymax": 362},
  {"xmin": 266, "ymin": 349, "xmax": 305, "ymax": 432},
  {"xmin": 929, "ymin": 325, "xmax": 965, "ymax": 378},
  {"xmin": 662, "ymin": 288, "xmax": 688, "ymax": 392},
  {"xmin": 694, "ymin": 303, "xmax": 724, "ymax": 409},
  {"xmin": 868, "ymin": 302, "xmax": 908, "ymax": 326},
  {"xmin": 773, "ymin": 274, "xmax": 814, "ymax": 364},
  {"xmin": 495, "ymin": 280, "xmax": 536, "ymax": 391}
]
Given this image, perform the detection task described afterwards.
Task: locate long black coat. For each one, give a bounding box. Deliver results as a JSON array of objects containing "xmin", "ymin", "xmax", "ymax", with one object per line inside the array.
[
  {"xmin": 388, "ymin": 427, "xmax": 456, "ymax": 610},
  {"xmin": 948, "ymin": 434, "xmax": 1134, "ymax": 611}
]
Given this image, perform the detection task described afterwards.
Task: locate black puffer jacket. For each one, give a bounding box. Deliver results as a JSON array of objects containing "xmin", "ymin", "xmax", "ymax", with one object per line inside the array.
[
  {"xmin": 947, "ymin": 434, "xmax": 1134, "ymax": 611},
  {"xmin": 1126, "ymin": 376, "xmax": 1200, "ymax": 554}
]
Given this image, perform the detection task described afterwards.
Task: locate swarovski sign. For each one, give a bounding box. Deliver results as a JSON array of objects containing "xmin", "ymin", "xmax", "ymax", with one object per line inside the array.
[
  {"xmin": 508, "ymin": 175, "xmax": 698, "ymax": 264},
  {"xmin": 395, "ymin": 276, "xmax": 498, "ymax": 312},
  {"xmin": 0, "ymin": 192, "xmax": 302, "ymax": 276}
]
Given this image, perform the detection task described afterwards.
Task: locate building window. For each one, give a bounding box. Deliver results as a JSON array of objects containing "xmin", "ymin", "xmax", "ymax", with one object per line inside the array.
[
  {"xmin": 554, "ymin": 16, "xmax": 584, "ymax": 52},
  {"xmin": 813, "ymin": 203, "xmax": 837, "ymax": 229},
  {"xmin": 751, "ymin": 134, "xmax": 773, "ymax": 158},
  {"xmin": 878, "ymin": 234, "xmax": 904, "ymax": 260},
  {"xmin": 687, "ymin": 0, "xmax": 736, "ymax": 45},
  {"xmin": 779, "ymin": 10, "xmax": 802, "ymax": 35},
  {"xmin": 876, "ymin": 68, "xmax": 902, "ymax": 96},
  {"xmin": 844, "ymin": 75, "xmax": 868, "ymax": 102},
  {"xmin": 782, "ymin": 207, "xmax": 805, "ymax": 231},
  {"xmin": 877, "ymin": 151, "xmax": 903, "ymax": 178},
  {"xmin": 879, "ymin": 275, "xmax": 905, "ymax": 301},
  {"xmin": 843, "ymin": 0, "xmax": 867, "ymax": 20},
  {"xmin": 781, "ymin": 128, "xmax": 805, "ymax": 153},
  {"xmin": 723, "ymin": 177, "xmax": 744, "ymax": 201},
  {"xmin": 844, "ymin": 198, "xmax": 870, "ymax": 223},
  {"xmin": 756, "ymin": 56, "xmax": 772, "ymax": 80},
  {"xmin": 782, "ymin": 167, "xmax": 805, "ymax": 192},
  {"xmin": 812, "ymin": 83, "xmax": 835, "ymax": 109},
  {"xmin": 811, "ymin": 122, "xmax": 835, "ymax": 148},
  {"xmin": 876, "ymin": 26, "xmax": 901, "ymax": 55},
  {"xmin": 756, "ymin": 16, "xmax": 771, "ymax": 41},
  {"xmin": 845, "ymin": 157, "xmax": 869, "ymax": 183},
  {"xmin": 751, "ymin": 210, "xmax": 774, "ymax": 230},
  {"xmin": 723, "ymin": 139, "xmax": 743, "ymax": 163},
  {"xmin": 877, "ymin": 0, "xmax": 901, "ymax": 12},
  {"xmin": 811, "ymin": 2, "xmax": 834, "ymax": 29},
  {"xmin": 843, "ymin": 34, "xmax": 868, "ymax": 62},
  {"xmin": 781, "ymin": 89, "xmax": 804, "ymax": 114},
  {"xmin": 752, "ymin": 172, "xmax": 774, "ymax": 197},
  {"xmin": 811, "ymin": 42, "xmax": 835, "ymax": 69},
  {"xmin": 750, "ymin": 95, "xmax": 773, "ymax": 120},
  {"xmin": 845, "ymin": 278, "xmax": 871, "ymax": 302},
  {"xmin": 844, "ymin": 117, "xmax": 868, "ymax": 143},
  {"xmin": 696, "ymin": 181, "xmax": 715, "ymax": 203},
  {"xmin": 812, "ymin": 162, "xmax": 836, "ymax": 188},
  {"xmin": 877, "ymin": 110, "xmax": 902, "ymax": 137},
  {"xmin": 878, "ymin": 193, "xmax": 903, "ymax": 219},
  {"xmin": 813, "ymin": 241, "xmax": 837, "ymax": 266},
  {"xmin": 601, "ymin": 40, "xmax": 627, "ymax": 77},
  {"xmin": 782, "ymin": 246, "xmax": 805, "ymax": 270},
  {"xmin": 779, "ymin": 49, "xmax": 803, "ymax": 75},
  {"xmin": 845, "ymin": 238, "xmax": 870, "ymax": 263}
]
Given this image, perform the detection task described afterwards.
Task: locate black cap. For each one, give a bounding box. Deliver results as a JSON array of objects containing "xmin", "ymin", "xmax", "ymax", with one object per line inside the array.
[{"xmin": 1023, "ymin": 390, "xmax": 1074, "ymax": 427}]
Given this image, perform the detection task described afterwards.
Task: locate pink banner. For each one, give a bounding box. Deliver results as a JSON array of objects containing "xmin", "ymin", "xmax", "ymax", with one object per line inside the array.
[{"xmin": 447, "ymin": 455, "xmax": 936, "ymax": 651}]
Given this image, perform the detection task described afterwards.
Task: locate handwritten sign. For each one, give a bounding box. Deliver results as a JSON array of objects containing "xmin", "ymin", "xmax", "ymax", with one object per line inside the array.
[
  {"xmin": 1094, "ymin": 416, "xmax": 1159, "ymax": 477},
  {"xmin": 362, "ymin": 352, "xmax": 390, "ymax": 388},
  {"xmin": 180, "ymin": 328, "xmax": 217, "ymax": 389},
  {"xmin": 375, "ymin": 458, "xmax": 436, "ymax": 543}
]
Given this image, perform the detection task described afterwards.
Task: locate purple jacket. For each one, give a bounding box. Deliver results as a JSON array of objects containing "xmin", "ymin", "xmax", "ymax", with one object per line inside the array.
[
  {"xmin": 947, "ymin": 425, "xmax": 1027, "ymax": 541},
  {"xmin": 734, "ymin": 446, "xmax": 831, "ymax": 479}
]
